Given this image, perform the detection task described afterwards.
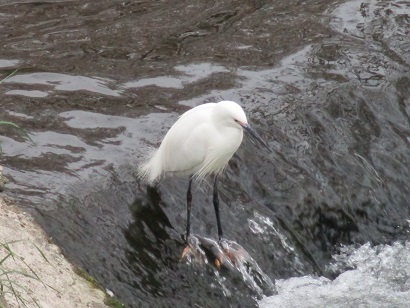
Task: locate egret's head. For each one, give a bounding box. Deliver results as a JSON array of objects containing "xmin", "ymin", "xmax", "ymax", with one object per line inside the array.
[
  {"xmin": 215, "ymin": 100, "xmax": 248, "ymax": 128},
  {"xmin": 215, "ymin": 100, "xmax": 271, "ymax": 151}
]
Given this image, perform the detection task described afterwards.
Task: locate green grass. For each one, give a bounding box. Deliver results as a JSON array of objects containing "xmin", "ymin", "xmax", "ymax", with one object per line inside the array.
[
  {"xmin": 105, "ymin": 297, "xmax": 127, "ymax": 308},
  {"xmin": 73, "ymin": 266, "xmax": 127, "ymax": 307},
  {"xmin": 0, "ymin": 69, "xmax": 17, "ymax": 84},
  {"xmin": 0, "ymin": 69, "xmax": 34, "ymax": 155},
  {"xmin": 0, "ymin": 240, "xmax": 50, "ymax": 307},
  {"xmin": 0, "ymin": 70, "xmax": 41, "ymax": 307},
  {"xmin": 0, "ymin": 121, "xmax": 33, "ymax": 146},
  {"xmin": 0, "ymin": 69, "xmax": 34, "ymax": 190}
]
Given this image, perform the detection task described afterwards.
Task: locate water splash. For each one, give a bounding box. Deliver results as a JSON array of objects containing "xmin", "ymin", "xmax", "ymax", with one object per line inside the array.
[{"xmin": 259, "ymin": 241, "xmax": 410, "ymax": 307}]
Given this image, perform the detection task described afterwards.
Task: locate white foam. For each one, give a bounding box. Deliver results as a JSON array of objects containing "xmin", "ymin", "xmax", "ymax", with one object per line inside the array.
[{"xmin": 259, "ymin": 242, "xmax": 410, "ymax": 308}]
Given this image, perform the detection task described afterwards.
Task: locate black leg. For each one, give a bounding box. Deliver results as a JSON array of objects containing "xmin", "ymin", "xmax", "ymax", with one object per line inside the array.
[
  {"xmin": 213, "ymin": 175, "xmax": 223, "ymax": 241},
  {"xmin": 186, "ymin": 175, "xmax": 193, "ymax": 243}
]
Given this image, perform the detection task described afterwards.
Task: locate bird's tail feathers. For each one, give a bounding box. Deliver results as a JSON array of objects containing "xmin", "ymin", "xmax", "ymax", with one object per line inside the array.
[{"xmin": 138, "ymin": 151, "xmax": 163, "ymax": 184}]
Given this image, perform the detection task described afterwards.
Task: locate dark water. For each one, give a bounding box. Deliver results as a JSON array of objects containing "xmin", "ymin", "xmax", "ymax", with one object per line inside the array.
[{"xmin": 0, "ymin": 0, "xmax": 409, "ymax": 307}]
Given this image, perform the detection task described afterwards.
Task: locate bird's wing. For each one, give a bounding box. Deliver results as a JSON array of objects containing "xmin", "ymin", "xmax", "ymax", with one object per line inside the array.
[{"xmin": 159, "ymin": 105, "xmax": 217, "ymax": 174}]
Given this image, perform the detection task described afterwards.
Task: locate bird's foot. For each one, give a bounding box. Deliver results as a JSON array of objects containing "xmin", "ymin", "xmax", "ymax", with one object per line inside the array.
[
  {"xmin": 180, "ymin": 235, "xmax": 207, "ymax": 265},
  {"xmin": 218, "ymin": 238, "xmax": 249, "ymax": 265},
  {"xmin": 180, "ymin": 235, "xmax": 252, "ymax": 269},
  {"xmin": 181, "ymin": 235, "xmax": 275, "ymax": 296},
  {"xmin": 180, "ymin": 235, "xmax": 233, "ymax": 267},
  {"xmin": 194, "ymin": 236, "xmax": 249, "ymax": 270}
]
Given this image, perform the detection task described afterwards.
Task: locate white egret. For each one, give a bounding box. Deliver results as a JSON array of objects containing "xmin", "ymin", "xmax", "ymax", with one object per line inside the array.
[{"xmin": 139, "ymin": 100, "xmax": 269, "ymax": 243}]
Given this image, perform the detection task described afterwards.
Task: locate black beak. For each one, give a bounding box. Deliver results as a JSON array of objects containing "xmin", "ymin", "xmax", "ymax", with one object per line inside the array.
[{"xmin": 242, "ymin": 123, "xmax": 272, "ymax": 152}]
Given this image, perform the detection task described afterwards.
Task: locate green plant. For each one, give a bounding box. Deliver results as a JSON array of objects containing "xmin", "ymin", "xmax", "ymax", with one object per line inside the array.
[
  {"xmin": 0, "ymin": 240, "xmax": 50, "ymax": 307},
  {"xmin": 73, "ymin": 267, "xmax": 126, "ymax": 307},
  {"xmin": 0, "ymin": 70, "xmax": 34, "ymax": 156},
  {"xmin": 0, "ymin": 120, "xmax": 32, "ymax": 145},
  {"xmin": 0, "ymin": 69, "xmax": 33, "ymax": 192},
  {"xmin": 0, "ymin": 69, "xmax": 17, "ymax": 84}
]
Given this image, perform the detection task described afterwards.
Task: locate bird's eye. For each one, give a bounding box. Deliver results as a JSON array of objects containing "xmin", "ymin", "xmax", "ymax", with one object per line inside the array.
[{"xmin": 234, "ymin": 119, "xmax": 239, "ymax": 123}]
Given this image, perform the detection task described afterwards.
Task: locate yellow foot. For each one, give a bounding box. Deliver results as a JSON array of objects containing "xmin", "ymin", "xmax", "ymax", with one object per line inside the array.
[
  {"xmin": 180, "ymin": 235, "xmax": 207, "ymax": 264},
  {"xmin": 180, "ymin": 236, "xmax": 247, "ymax": 270},
  {"xmin": 181, "ymin": 235, "xmax": 275, "ymax": 296}
]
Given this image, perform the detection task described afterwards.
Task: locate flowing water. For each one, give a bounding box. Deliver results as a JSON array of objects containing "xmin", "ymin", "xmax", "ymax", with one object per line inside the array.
[{"xmin": 0, "ymin": 0, "xmax": 409, "ymax": 307}]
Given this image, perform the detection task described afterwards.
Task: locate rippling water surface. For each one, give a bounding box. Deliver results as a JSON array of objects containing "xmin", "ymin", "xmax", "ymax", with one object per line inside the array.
[{"xmin": 0, "ymin": 0, "xmax": 409, "ymax": 307}]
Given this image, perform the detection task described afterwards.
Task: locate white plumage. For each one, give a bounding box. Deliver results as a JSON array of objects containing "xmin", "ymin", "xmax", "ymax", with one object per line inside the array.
[{"xmin": 139, "ymin": 100, "xmax": 248, "ymax": 183}]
